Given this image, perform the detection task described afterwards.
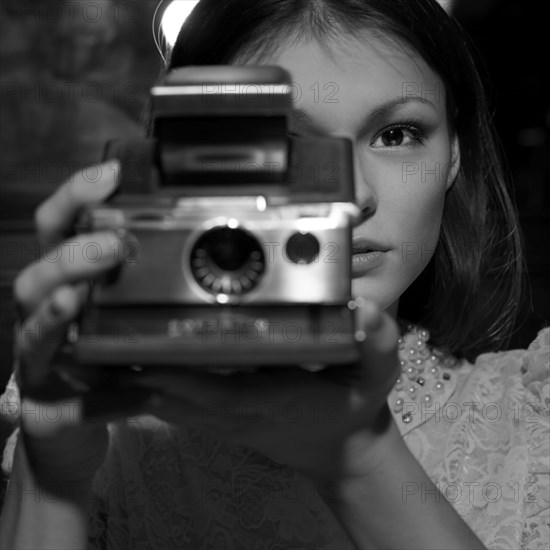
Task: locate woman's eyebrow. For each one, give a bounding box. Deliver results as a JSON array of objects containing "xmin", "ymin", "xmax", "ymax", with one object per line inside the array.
[
  {"xmin": 367, "ymin": 96, "xmax": 438, "ymax": 123},
  {"xmin": 289, "ymin": 96, "xmax": 438, "ymax": 134}
]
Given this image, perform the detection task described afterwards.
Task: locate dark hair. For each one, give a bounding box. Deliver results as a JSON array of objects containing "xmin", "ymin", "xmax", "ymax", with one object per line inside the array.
[{"xmin": 157, "ymin": 0, "xmax": 525, "ymax": 361}]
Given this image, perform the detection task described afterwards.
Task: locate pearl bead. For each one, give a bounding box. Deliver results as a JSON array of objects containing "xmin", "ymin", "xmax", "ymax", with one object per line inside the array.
[
  {"xmin": 394, "ymin": 322, "xmax": 445, "ymax": 424},
  {"xmin": 405, "ymin": 366, "xmax": 417, "ymax": 380}
]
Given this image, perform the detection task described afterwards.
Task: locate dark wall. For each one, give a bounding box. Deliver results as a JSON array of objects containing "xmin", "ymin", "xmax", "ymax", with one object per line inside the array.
[
  {"xmin": 0, "ymin": 0, "xmax": 163, "ymax": 390},
  {"xmin": 454, "ymin": 0, "xmax": 550, "ymax": 347},
  {"xmin": 0, "ymin": 0, "xmax": 548, "ymax": 394}
]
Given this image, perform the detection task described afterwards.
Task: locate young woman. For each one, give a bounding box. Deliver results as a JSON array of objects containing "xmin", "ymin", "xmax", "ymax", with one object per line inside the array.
[{"xmin": 1, "ymin": 1, "xmax": 547, "ymax": 548}]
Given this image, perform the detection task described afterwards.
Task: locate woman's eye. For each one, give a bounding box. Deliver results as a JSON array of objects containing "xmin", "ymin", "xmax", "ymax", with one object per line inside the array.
[{"xmin": 372, "ymin": 124, "xmax": 426, "ymax": 148}]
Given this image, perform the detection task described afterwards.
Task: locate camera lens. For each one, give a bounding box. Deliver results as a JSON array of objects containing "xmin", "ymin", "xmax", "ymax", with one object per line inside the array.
[{"xmin": 190, "ymin": 226, "xmax": 265, "ymax": 295}]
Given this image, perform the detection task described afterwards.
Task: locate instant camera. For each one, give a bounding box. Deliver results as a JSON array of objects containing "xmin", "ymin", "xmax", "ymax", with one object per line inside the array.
[{"xmin": 71, "ymin": 66, "xmax": 362, "ymax": 371}]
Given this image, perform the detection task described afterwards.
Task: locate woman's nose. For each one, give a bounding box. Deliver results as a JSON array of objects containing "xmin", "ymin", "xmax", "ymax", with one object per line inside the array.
[{"xmin": 353, "ymin": 149, "xmax": 377, "ymax": 221}]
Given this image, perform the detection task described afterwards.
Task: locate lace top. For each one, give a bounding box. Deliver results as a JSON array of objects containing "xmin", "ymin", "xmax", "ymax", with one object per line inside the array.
[{"xmin": 2, "ymin": 325, "xmax": 549, "ymax": 549}]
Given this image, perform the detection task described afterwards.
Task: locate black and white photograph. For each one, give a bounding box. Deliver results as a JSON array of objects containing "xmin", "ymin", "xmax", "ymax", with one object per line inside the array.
[{"xmin": 0, "ymin": 1, "xmax": 548, "ymax": 548}]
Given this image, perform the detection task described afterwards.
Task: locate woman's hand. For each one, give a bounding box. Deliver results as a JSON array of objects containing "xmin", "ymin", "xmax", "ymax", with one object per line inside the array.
[
  {"xmin": 131, "ymin": 301, "xmax": 402, "ymax": 482},
  {"xmin": 12, "ymin": 161, "xmax": 155, "ymax": 496},
  {"xmin": 11, "ymin": 157, "xmax": 401, "ymax": 488}
]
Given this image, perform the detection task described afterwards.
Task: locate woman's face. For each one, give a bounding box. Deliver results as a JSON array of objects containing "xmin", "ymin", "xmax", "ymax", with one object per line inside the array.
[{"xmin": 251, "ymin": 34, "xmax": 459, "ymax": 314}]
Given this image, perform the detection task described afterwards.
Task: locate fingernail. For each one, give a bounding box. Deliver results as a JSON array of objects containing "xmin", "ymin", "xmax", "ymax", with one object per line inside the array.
[
  {"xmin": 102, "ymin": 159, "xmax": 120, "ymax": 182},
  {"xmin": 115, "ymin": 229, "xmax": 140, "ymax": 264},
  {"xmin": 50, "ymin": 292, "xmax": 66, "ymax": 318},
  {"xmin": 92, "ymin": 160, "xmax": 120, "ymax": 197},
  {"xmin": 50, "ymin": 286, "xmax": 75, "ymax": 319},
  {"xmin": 77, "ymin": 232, "xmax": 124, "ymax": 269}
]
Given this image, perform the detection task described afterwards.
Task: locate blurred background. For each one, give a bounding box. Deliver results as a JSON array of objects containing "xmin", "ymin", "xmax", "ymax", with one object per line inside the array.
[{"xmin": 0, "ymin": 0, "xmax": 548, "ymax": 397}]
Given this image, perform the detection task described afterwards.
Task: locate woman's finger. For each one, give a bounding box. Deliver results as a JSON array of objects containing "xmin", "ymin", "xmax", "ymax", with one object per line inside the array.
[
  {"xmin": 34, "ymin": 160, "xmax": 119, "ymax": 246},
  {"xmin": 16, "ymin": 284, "xmax": 84, "ymax": 391},
  {"xmin": 355, "ymin": 299, "xmax": 400, "ymax": 393},
  {"xmin": 14, "ymin": 231, "xmax": 124, "ymax": 317}
]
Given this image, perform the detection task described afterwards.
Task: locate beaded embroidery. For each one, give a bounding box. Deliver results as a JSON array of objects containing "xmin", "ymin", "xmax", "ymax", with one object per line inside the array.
[{"xmin": 388, "ymin": 323, "xmax": 459, "ymax": 434}]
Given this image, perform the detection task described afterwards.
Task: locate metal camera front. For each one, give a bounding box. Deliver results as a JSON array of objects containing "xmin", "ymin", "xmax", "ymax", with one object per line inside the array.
[{"xmin": 69, "ymin": 65, "xmax": 362, "ymax": 370}]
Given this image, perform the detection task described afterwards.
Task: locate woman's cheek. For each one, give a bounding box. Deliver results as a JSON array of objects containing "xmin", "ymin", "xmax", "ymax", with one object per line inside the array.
[{"xmin": 388, "ymin": 166, "xmax": 447, "ymax": 268}]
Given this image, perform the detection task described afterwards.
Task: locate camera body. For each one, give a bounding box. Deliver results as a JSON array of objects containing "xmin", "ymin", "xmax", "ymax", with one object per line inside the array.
[{"xmin": 71, "ymin": 66, "xmax": 362, "ymax": 370}]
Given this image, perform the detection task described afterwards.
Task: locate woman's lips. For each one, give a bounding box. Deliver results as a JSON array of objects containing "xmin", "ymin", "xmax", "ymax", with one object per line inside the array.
[
  {"xmin": 351, "ymin": 237, "xmax": 390, "ymax": 276},
  {"xmin": 352, "ymin": 236, "xmax": 388, "ymax": 254},
  {"xmin": 351, "ymin": 250, "xmax": 385, "ymax": 277}
]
